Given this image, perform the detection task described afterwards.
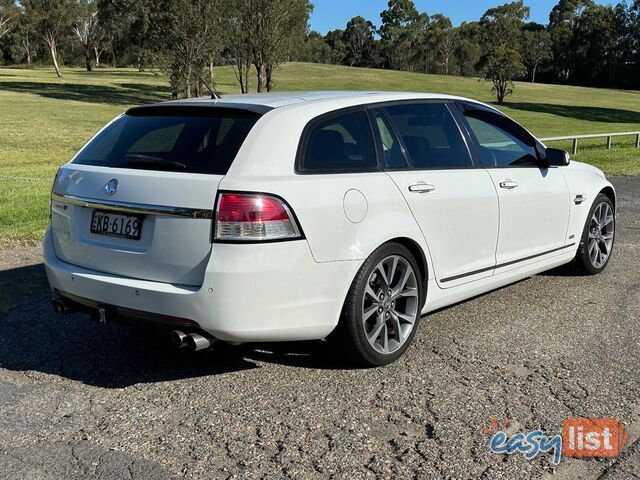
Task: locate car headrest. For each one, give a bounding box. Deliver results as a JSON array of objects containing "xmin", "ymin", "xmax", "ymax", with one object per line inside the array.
[{"xmin": 308, "ymin": 130, "xmax": 349, "ymax": 168}]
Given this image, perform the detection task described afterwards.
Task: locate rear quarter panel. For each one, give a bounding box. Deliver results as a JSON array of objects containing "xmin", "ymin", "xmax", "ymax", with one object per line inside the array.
[{"xmin": 222, "ymin": 102, "xmax": 434, "ymax": 276}]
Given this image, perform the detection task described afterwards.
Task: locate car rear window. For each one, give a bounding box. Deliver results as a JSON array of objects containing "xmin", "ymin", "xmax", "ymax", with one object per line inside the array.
[{"xmin": 73, "ymin": 107, "xmax": 261, "ymax": 175}]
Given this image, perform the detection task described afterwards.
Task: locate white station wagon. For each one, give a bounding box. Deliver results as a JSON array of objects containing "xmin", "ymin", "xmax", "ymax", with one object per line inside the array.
[{"xmin": 45, "ymin": 91, "xmax": 616, "ymax": 366}]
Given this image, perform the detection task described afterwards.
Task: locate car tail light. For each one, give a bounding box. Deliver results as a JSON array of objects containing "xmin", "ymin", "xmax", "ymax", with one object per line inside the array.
[{"xmin": 214, "ymin": 192, "xmax": 302, "ymax": 242}]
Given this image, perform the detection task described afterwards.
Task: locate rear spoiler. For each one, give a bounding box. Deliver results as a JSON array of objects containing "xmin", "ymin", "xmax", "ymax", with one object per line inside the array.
[{"xmin": 126, "ymin": 103, "xmax": 272, "ymax": 117}]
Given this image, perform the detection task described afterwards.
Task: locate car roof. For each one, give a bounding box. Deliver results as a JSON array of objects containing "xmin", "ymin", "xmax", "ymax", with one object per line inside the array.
[{"xmin": 144, "ymin": 91, "xmax": 483, "ymax": 111}]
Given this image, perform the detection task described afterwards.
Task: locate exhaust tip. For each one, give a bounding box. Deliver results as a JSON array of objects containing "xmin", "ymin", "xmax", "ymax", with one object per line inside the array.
[
  {"xmin": 185, "ymin": 332, "xmax": 213, "ymax": 351},
  {"xmin": 170, "ymin": 330, "xmax": 189, "ymax": 349},
  {"xmin": 51, "ymin": 298, "xmax": 72, "ymax": 315}
]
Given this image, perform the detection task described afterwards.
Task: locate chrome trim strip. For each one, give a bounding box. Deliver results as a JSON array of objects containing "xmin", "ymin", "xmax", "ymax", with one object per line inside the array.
[{"xmin": 51, "ymin": 193, "xmax": 213, "ymax": 219}]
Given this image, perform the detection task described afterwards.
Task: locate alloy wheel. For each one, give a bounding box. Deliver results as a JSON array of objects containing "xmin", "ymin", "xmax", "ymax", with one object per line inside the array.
[
  {"xmin": 588, "ymin": 201, "xmax": 614, "ymax": 269},
  {"xmin": 361, "ymin": 255, "xmax": 419, "ymax": 355}
]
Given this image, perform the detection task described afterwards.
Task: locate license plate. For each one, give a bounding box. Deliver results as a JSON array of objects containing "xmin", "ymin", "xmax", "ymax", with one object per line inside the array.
[{"xmin": 90, "ymin": 210, "xmax": 143, "ymax": 240}]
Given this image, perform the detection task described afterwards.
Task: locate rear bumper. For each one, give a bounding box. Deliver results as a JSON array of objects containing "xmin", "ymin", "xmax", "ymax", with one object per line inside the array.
[{"xmin": 44, "ymin": 227, "xmax": 360, "ymax": 342}]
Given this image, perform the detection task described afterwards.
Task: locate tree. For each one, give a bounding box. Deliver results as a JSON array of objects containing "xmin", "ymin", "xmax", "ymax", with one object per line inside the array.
[
  {"xmin": 301, "ymin": 30, "xmax": 331, "ymax": 64},
  {"xmin": 548, "ymin": 0, "xmax": 594, "ymax": 80},
  {"xmin": 380, "ymin": 0, "xmax": 422, "ymax": 71},
  {"xmin": 629, "ymin": 0, "xmax": 640, "ymax": 87},
  {"xmin": 324, "ymin": 29, "xmax": 346, "ymax": 64},
  {"xmin": 152, "ymin": 0, "xmax": 223, "ymax": 98},
  {"xmin": 455, "ymin": 21, "xmax": 482, "ymax": 76},
  {"xmin": 343, "ymin": 16, "xmax": 375, "ymax": 67},
  {"xmin": 438, "ymin": 27, "xmax": 457, "ymax": 75},
  {"xmin": 23, "ymin": 0, "xmax": 74, "ymax": 77},
  {"xmin": 480, "ymin": 46, "xmax": 526, "ymax": 103},
  {"xmin": 426, "ymin": 13, "xmax": 453, "ymax": 74},
  {"xmin": 480, "ymin": 0, "xmax": 530, "ymax": 48},
  {"xmin": 0, "ymin": 0, "xmax": 18, "ymax": 40},
  {"xmin": 521, "ymin": 29, "xmax": 552, "ymax": 82},
  {"xmin": 573, "ymin": 4, "xmax": 619, "ymax": 85},
  {"xmin": 72, "ymin": 0, "xmax": 99, "ymax": 71},
  {"xmin": 224, "ymin": 0, "xmax": 252, "ymax": 93},
  {"xmin": 17, "ymin": 4, "xmax": 36, "ymax": 64},
  {"xmin": 479, "ymin": 1, "xmax": 529, "ymax": 101},
  {"xmin": 248, "ymin": 0, "xmax": 311, "ymax": 92}
]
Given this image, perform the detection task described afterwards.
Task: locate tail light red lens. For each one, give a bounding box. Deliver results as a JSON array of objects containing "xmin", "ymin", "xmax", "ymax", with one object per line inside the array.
[{"xmin": 214, "ymin": 193, "xmax": 302, "ymax": 242}]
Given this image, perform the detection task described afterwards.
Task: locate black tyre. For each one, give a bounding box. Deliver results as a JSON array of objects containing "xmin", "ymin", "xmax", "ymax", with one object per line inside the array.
[
  {"xmin": 574, "ymin": 193, "xmax": 615, "ymax": 275},
  {"xmin": 337, "ymin": 242, "xmax": 424, "ymax": 367}
]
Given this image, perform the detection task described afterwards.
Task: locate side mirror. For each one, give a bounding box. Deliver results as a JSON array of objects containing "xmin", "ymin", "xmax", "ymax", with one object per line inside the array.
[{"xmin": 545, "ymin": 148, "xmax": 570, "ymax": 167}]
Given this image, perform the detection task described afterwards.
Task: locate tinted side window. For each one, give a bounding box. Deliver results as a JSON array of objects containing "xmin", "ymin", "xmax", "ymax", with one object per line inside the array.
[
  {"xmin": 385, "ymin": 103, "xmax": 472, "ymax": 169},
  {"xmin": 371, "ymin": 108, "xmax": 408, "ymax": 169},
  {"xmin": 463, "ymin": 110, "xmax": 538, "ymax": 168},
  {"xmin": 300, "ymin": 110, "xmax": 377, "ymax": 173}
]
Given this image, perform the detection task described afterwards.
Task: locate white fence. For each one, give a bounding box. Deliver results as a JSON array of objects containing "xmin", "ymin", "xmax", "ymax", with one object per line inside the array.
[{"xmin": 541, "ymin": 132, "xmax": 640, "ymax": 154}]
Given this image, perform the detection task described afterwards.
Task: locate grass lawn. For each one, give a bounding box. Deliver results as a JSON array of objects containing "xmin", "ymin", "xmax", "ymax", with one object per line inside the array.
[{"xmin": 1, "ymin": 63, "xmax": 639, "ymax": 248}]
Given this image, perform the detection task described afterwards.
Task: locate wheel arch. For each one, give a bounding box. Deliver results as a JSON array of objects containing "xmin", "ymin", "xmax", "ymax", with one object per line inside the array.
[
  {"xmin": 384, "ymin": 237, "xmax": 429, "ymax": 305},
  {"xmin": 599, "ymin": 186, "xmax": 616, "ymax": 209}
]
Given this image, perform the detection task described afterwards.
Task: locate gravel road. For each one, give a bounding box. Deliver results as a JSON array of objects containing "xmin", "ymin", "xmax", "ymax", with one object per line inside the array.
[{"xmin": 0, "ymin": 177, "xmax": 639, "ymax": 479}]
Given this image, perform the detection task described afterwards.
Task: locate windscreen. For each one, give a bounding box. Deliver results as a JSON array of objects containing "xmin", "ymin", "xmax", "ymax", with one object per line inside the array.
[{"xmin": 73, "ymin": 107, "xmax": 261, "ymax": 175}]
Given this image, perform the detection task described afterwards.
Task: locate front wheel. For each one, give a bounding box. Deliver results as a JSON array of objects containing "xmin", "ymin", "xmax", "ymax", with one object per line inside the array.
[
  {"xmin": 574, "ymin": 193, "xmax": 615, "ymax": 275},
  {"xmin": 337, "ymin": 243, "xmax": 424, "ymax": 366}
]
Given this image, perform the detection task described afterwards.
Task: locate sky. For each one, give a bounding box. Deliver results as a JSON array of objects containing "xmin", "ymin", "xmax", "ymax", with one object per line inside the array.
[{"xmin": 309, "ymin": 0, "xmax": 622, "ymax": 33}]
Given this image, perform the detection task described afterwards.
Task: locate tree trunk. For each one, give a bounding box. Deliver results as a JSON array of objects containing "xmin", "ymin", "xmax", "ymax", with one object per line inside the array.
[
  {"xmin": 23, "ymin": 33, "xmax": 32, "ymax": 65},
  {"xmin": 244, "ymin": 59, "xmax": 250, "ymax": 93},
  {"xmin": 185, "ymin": 63, "xmax": 192, "ymax": 98},
  {"xmin": 110, "ymin": 40, "xmax": 117, "ymax": 67},
  {"xmin": 209, "ymin": 56, "xmax": 214, "ymax": 83},
  {"xmin": 236, "ymin": 59, "xmax": 245, "ymax": 94},
  {"xmin": 85, "ymin": 48, "xmax": 92, "ymax": 72},
  {"xmin": 531, "ymin": 64, "xmax": 537, "ymax": 84},
  {"xmin": 266, "ymin": 64, "xmax": 273, "ymax": 92},
  {"xmin": 94, "ymin": 45, "xmax": 101, "ymax": 66},
  {"xmin": 48, "ymin": 39, "xmax": 62, "ymax": 78},
  {"xmin": 494, "ymin": 79, "xmax": 506, "ymax": 103},
  {"xmin": 255, "ymin": 63, "xmax": 265, "ymax": 93}
]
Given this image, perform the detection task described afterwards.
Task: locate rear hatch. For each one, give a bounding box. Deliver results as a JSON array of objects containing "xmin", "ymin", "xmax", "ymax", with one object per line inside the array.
[{"xmin": 50, "ymin": 105, "xmax": 262, "ymax": 286}]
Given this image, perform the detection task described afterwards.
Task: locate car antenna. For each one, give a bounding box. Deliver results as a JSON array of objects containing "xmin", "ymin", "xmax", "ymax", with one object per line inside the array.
[{"xmin": 196, "ymin": 72, "xmax": 221, "ymax": 100}]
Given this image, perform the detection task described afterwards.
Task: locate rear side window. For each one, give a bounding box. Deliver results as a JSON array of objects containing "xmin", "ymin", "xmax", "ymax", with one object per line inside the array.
[
  {"xmin": 385, "ymin": 103, "xmax": 472, "ymax": 169},
  {"xmin": 371, "ymin": 108, "xmax": 408, "ymax": 169},
  {"xmin": 73, "ymin": 108, "xmax": 260, "ymax": 175},
  {"xmin": 298, "ymin": 109, "xmax": 377, "ymax": 173}
]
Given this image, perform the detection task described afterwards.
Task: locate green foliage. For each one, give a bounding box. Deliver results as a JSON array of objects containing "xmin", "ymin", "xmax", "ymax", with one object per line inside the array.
[
  {"xmin": 521, "ymin": 29, "xmax": 552, "ymax": 82},
  {"xmin": 478, "ymin": 1, "xmax": 528, "ymax": 102},
  {"xmin": 343, "ymin": 16, "xmax": 376, "ymax": 67},
  {"xmin": 0, "ymin": 0, "xmax": 19, "ymax": 40},
  {"xmin": 480, "ymin": 47, "xmax": 527, "ymax": 103},
  {"xmin": 1, "ymin": 0, "xmax": 640, "ymax": 106},
  {"xmin": 479, "ymin": 0, "xmax": 530, "ymax": 47},
  {"xmin": 379, "ymin": 0, "xmax": 424, "ymax": 71}
]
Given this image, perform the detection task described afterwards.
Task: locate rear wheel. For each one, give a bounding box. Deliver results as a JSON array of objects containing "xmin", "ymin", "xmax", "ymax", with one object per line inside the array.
[
  {"xmin": 574, "ymin": 193, "xmax": 615, "ymax": 275},
  {"xmin": 337, "ymin": 243, "xmax": 423, "ymax": 366}
]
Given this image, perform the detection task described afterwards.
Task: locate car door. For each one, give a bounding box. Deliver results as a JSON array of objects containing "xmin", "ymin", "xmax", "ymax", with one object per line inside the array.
[
  {"xmin": 370, "ymin": 101, "xmax": 499, "ymax": 288},
  {"xmin": 456, "ymin": 103, "xmax": 571, "ymax": 272}
]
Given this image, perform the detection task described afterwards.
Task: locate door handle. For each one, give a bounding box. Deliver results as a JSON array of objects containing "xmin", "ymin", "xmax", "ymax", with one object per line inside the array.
[
  {"xmin": 408, "ymin": 183, "xmax": 436, "ymax": 193},
  {"xmin": 499, "ymin": 180, "xmax": 519, "ymax": 190}
]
